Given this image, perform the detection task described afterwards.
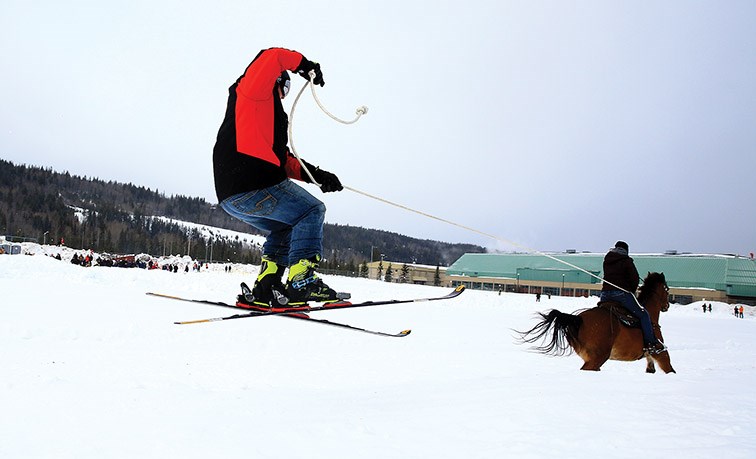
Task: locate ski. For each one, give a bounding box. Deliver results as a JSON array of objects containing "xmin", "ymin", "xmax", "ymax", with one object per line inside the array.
[
  {"xmin": 265, "ymin": 312, "xmax": 411, "ymax": 337},
  {"xmin": 167, "ymin": 285, "xmax": 465, "ymax": 325},
  {"xmin": 146, "ymin": 292, "xmax": 413, "ymax": 337}
]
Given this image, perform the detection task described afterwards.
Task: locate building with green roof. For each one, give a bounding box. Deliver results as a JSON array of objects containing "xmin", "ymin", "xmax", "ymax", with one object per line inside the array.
[{"xmin": 445, "ymin": 252, "xmax": 756, "ymax": 305}]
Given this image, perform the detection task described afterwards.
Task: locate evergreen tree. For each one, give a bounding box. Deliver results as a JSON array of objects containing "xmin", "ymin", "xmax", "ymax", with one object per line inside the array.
[
  {"xmin": 359, "ymin": 262, "xmax": 369, "ymax": 278},
  {"xmin": 0, "ymin": 159, "xmax": 485, "ymax": 265},
  {"xmin": 384, "ymin": 263, "xmax": 393, "ymax": 283},
  {"xmin": 434, "ymin": 265, "xmax": 442, "ymax": 286},
  {"xmin": 400, "ymin": 263, "xmax": 410, "ymax": 283},
  {"xmin": 377, "ymin": 260, "xmax": 383, "ymax": 280}
]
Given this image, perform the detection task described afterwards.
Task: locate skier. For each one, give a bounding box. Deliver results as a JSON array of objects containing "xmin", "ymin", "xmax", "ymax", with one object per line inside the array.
[
  {"xmin": 600, "ymin": 241, "xmax": 667, "ymax": 354},
  {"xmin": 213, "ymin": 47, "xmax": 344, "ymax": 306}
]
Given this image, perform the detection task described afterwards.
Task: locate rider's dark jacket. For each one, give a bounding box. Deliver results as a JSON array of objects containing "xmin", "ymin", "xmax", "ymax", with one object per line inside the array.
[{"xmin": 601, "ymin": 247, "xmax": 640, "ymax": 293}]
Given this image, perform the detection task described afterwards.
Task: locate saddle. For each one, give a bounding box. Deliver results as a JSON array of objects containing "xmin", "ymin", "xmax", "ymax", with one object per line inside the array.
[{"xmin": 597, "ymin": 301, "xmax": 640, "ymax": 328}]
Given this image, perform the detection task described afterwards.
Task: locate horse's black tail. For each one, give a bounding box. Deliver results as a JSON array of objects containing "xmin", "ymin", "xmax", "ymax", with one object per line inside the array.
[{"xmin": 515, "ymin": 309, "xmax": 582, "ymax": 356}]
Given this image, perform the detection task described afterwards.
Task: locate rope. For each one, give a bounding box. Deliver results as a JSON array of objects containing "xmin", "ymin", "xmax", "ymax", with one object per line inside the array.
[
  {"xmin": 288, "ymin": 71, "xmax": 368, "ymax": 186},
  {"xmin": 345, "ymin": 185, "xmax": 632, "ymax": 292},
  {"xmin": 309, "ymin": 82, "xmax": 367, "ymax": 125},
  {"xmin": 287, "ymin": 77, "xmax": 319, "ymax": 185},
  {"xmin": 286, "ymin": 70, "xmax": 635, "ymax": 296}
]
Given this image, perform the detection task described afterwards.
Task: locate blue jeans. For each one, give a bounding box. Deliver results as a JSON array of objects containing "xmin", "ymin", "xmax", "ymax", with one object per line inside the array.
[
  {"xmin": 220, "ymin": 180, "xmax": 325, "ymax": 267},
  {"xmin": 600, "ymin": 290, "xmax": 657, "ymax": 345}
]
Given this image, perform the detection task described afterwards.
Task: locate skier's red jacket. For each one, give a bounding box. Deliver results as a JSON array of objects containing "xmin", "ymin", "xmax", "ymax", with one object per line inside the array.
[{"xmin": 213, "ymin": 47, "xmax": 316, "ymax": 202}]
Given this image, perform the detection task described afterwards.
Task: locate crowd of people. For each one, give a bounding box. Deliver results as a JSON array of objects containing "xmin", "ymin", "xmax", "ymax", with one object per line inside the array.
[
  {"xmin": 70, "ymin": 251, "xmax": 94, "ymax": 267},
  {"xmin": 61, "ymin": 249, "xmax": 215, "ymax": 273}
]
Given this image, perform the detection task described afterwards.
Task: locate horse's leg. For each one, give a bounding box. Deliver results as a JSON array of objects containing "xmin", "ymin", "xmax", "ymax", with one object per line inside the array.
[
  {"xmin": 576, "ymin": 310, "xmax": 613, "ymax": 371},
  {"xmin": 650, "ymin": 351, "xmax": 676, "ymax": 374},
  {"xmin": 645, "ymin": 355, "xmax": 656, "ymax": 373},
  {"xmin": 580, "ymin": 351, "xmax": 610, "ymax": 371},
  {"xmin": 576, "ymin": 335, "xmax": 612, "ymax": 371},
  {"xmin": 651, "ymin": 330, "xmax": 675, "ymax": 373}
]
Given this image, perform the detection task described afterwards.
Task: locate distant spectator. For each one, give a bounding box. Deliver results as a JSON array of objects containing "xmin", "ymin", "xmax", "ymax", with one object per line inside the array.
[
  {"xmin": 734, "ymin": 306, "xmax": 739, "ymax": 317},
  {"xmin": 708, "ymin": 304, "xmax": 712, "ymax": 313},
  {"xmin": 739, "ymin": 306, "xmax": 744, "ymax": 318},
  {"xmin": 536, "ymin": 292, "xmax": 541, "ymax": 302},
  {"xmin": 702, "ymin": 304, "xmax": 706, "ymax": 313}
]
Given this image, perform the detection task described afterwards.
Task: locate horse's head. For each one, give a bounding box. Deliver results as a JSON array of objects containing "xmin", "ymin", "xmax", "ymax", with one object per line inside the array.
[{"xmin": 638, "ymin": 272, "xmax": 670, "ymax": 312}]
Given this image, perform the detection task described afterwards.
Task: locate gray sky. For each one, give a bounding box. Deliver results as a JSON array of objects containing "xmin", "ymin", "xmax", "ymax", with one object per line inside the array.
[{"xmin": 2, "ymin": 0, "xmax": 755, "ymax": 256}]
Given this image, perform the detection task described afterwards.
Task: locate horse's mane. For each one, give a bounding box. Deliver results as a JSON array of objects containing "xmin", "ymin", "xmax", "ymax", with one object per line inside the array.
[{"xmin": 638, "ymin": 272, "xmax": 666, "ymax": 304}]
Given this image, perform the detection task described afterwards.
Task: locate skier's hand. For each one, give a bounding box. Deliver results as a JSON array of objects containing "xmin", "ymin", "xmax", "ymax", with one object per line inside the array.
[
  {"xmin": 312, "ymin": 168, "xmax": 342, "ymax": 193},
  {"xmin": 296, "ymin": 58, "xmax": 324, "ymax": 86}
]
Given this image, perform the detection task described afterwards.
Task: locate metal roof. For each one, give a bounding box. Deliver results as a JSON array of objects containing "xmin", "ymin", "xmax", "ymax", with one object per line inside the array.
[{"xmin": 447, "ymin": 253, "xmax": 756, "ymax": 297}]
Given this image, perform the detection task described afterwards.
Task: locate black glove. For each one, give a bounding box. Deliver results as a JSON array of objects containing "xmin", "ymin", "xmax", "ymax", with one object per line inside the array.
[
  {"xmin": 296, "ymin": 58, "xmax": 325, "ymax": 86},
  {"xmin": 311, "ymin": 167, "xmax": 342, "ymax": 193}
]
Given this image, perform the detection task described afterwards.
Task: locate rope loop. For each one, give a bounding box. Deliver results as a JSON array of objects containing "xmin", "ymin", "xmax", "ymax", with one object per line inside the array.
[
  {"xmin": 308, "ymin": 70, "xmax": 368, "ymax": 125},
  {"xmin": 288, "ymin": 70, "xmax": 368, "ymax": 185}
]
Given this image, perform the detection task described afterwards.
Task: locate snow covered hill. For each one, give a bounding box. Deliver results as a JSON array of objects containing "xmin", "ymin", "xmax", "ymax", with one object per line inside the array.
[{"xmin": 1, "ymin": 247, "xmax": 755, "ymax": 458}]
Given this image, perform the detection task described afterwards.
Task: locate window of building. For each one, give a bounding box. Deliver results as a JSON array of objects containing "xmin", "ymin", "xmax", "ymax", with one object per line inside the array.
[{"xmin": 671, "ymin": 295, "xmax": 693, "ymax": 305}]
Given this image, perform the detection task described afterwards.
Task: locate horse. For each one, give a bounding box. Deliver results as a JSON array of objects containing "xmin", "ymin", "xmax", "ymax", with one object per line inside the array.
[{"xmin": 516, "ymin": 272, "xmax": 675, "ymax": 373}]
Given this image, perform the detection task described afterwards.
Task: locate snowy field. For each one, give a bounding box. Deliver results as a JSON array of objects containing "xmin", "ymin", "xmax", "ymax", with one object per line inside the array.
[{"xmin": 1, "ymin": 247, "xmax": 755, "ymax": 459}]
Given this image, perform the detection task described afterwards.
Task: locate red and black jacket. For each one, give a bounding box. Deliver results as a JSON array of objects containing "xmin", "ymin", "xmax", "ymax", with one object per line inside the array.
[{"xmin": 213, "ymin": 47, "xmax": 316, "ymax": 202}]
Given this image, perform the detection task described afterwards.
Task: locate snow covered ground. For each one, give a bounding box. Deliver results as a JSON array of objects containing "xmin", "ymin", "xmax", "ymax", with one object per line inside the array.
[{"xmin": 1, "ymin": 246, "xmax": 755, "ymax": 458}]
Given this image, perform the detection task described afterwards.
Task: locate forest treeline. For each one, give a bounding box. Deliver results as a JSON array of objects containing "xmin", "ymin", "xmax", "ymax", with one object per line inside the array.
[{"xmin": 0, "ymin": 159, "xmax": 484, "ymax": 270}]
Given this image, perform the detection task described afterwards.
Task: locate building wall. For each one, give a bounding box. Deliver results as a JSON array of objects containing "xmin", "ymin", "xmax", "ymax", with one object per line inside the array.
[
  {"xmin": 365, "ymin": 261, "xmax": 448, "ymax": 286},
  {"xmin": 365, "ymin": 255, "xmax": 750, "ymax": 305},
  {"xmin": 445, "ymin": 274, "xmax": 728, "ymax": 304},
  {"xmin": 446, "ymin": 252, "xmax": 756, "ymax": 305}
]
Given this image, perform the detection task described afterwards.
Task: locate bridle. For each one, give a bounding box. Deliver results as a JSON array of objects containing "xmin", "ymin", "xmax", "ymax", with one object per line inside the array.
[
  {"xmin": 652, "ymin": 283, "xmax": 670, "ymax": 331},
  {"xmin": 660, "ymin": 283, "xmax": 670, "ymax": 312}
]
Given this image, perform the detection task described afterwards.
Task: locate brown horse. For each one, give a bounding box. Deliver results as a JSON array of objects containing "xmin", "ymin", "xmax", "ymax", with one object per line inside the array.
[{"xmin": 516, "ymin": 272, "xmax": 675, "ymax": 373}]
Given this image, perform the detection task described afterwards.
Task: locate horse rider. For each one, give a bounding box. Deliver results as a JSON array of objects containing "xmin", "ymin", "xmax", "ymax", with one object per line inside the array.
[{"xmin": 600, "ymin": 241, "xmax": 667, "ymax": 354}]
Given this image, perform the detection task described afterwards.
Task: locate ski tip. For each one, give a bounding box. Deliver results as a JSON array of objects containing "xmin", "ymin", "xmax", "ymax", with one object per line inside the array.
[
  {"xmin": 174, "ymin": 318, "xmax": 213, "ymax": 325},
  {"xmin": 400, "ymin": 329, "xmax": 412, "ymax": 336},
  {"xmin": 455, "ymin": 285, "xmax": 465, "ymax": 293},
  {"xmin": 148, "ymin": 292, "xmax": 181, "ymax": 301}
]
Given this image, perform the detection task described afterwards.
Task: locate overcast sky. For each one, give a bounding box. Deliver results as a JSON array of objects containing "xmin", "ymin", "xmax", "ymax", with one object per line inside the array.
[{"xmin": 2, "ymin": 1, "xmax": 754, "ymax": 256}]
